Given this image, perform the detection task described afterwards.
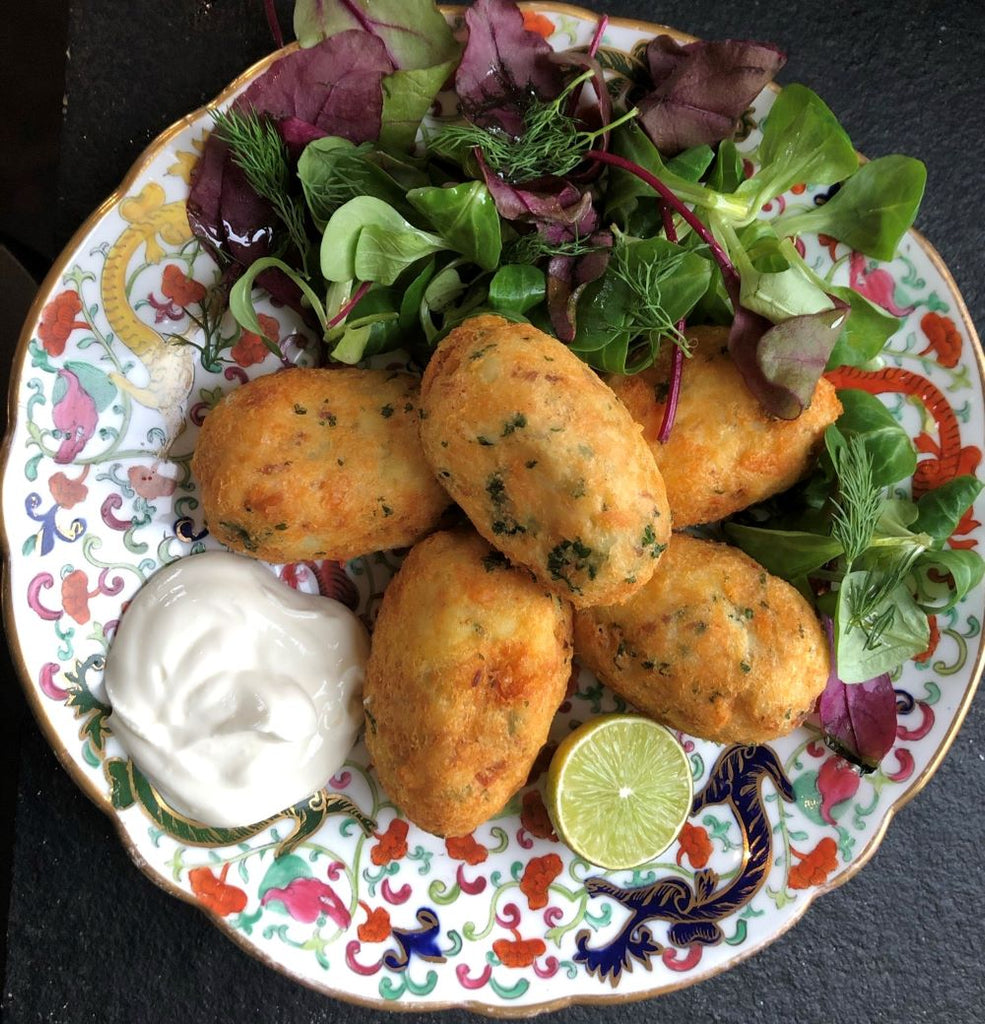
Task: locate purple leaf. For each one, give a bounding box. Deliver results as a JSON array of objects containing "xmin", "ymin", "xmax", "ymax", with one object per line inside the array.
[
  {"xmin": 187, "ymin": 33, "xmax": 393, "ymax": 301},
  {"xmin": 455, "ymin": 0, "xmax": 565, "ymax": 136},
  {"xmin": 476, "ymin": 150, "xmax": 593, "ymax": 227},
  {"xmin": 187, "ymin": 138, "xmax": 278, "ymax": 268},
  {"xmin": 730, "ymin": 304, "xmax": 847, "ymax": 420},
  {"xmin": 639, "ymin": 36, "xmax": 786, "ymax": 155},
  {"xmin": 819, "ymin": 619, "xmax": 898, "ymax": 771},
  {"xmin": 546, "ymin": 231, "xmax": 612, "ymax": 341},
  {"xmin": 277, "ymin": 116, "xmax": 329, "ymax": 160},
  {"xmin": 233, "ymin": 31, "xmax": 393, "ymax": 142}
]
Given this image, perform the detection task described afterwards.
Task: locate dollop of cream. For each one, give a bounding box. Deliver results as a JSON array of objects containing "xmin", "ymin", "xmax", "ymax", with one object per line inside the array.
[{"xmin": 104, "ymin": 551, "xmax": 368, "ymax": 826}]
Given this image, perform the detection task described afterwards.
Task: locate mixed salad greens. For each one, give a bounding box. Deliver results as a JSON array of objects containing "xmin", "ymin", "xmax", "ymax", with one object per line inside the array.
[{"xmin": 183, "ymin": 0, "xmax": 983, "ymax": 769}]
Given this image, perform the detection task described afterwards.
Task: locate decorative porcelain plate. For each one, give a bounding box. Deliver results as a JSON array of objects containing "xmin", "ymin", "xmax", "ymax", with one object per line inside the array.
[{"xmin": 3, "ymin": 4, "xmax": 983, "ymax": 1015}]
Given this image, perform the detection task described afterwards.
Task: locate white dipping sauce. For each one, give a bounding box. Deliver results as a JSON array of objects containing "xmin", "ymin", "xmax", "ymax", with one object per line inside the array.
[{"xmin": 104, "ymin": 551, "xmax": 369, "ymax": 827}]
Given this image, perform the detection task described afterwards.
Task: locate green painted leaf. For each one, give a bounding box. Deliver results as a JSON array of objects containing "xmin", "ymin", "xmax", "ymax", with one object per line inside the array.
[{"xmin": 63, "ymin": 360, "xmax": 117, "ymax": 411}]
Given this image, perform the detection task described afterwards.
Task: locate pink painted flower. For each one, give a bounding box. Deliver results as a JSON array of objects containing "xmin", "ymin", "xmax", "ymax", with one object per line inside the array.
[
  {"xmin": 128, "ymin": 464, "xmax": 177, "ymax": 500},
  {"xmin": 817, "ymin": 756, "xmax": 861, "ymax": 826},
  {"xmin": 260, "ymin": 875, "xmax": 350, "ymax": 928},
  {"xmin": 52, "ymin": 369, "xmax": 98, "ymax": 464}
]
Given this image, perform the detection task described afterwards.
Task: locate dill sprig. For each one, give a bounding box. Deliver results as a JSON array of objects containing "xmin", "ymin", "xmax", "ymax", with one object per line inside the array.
[
  {"xmin": 846, "ymin": 545, "xmax": 923, "ymax": 643},
  {"xmin": 212, "ymin": 108, "xmax": 311, "ymax": 263},
  {"xmin": 609, "ymin": 243, "xmax": 693, "ymax": 352},
  {"xmin": 431, "ymin": 71, "xmax": 637, "ymax": 183},
  {"xmin": 503, "ymin": 232, "xmax": 604, "ymax": 266},
  {"xmin": 831, "ymin": 436, "xmax": 883, "ymax": 565}
]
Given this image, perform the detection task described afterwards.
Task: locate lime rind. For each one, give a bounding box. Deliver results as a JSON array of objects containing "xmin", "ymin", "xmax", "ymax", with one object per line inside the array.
[{"xmin": 546, "ymin": 715, "xmax": 693, "ymax": 870}]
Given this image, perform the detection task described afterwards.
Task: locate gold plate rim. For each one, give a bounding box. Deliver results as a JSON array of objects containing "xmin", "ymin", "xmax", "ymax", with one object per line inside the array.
[{"xmin": 2, "ymin": 2, "xmax": 983, "ymax": 1014}]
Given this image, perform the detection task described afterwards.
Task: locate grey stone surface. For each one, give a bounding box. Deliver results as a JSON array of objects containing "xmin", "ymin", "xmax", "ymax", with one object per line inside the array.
[{"xmin": 3, "ymin": 1, "xmax": 984, "ymax": 1020}]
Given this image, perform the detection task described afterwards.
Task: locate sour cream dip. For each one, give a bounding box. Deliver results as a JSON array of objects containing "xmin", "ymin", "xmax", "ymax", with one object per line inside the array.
[{"xmin": 104, "ymin": 551, "xmax": 368, "ymax": 827}]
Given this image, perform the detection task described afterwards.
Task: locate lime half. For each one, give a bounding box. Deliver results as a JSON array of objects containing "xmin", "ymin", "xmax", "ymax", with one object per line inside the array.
[{"xmin": 545, "ymin": 715, "xmax": 693, "ymax": 870}]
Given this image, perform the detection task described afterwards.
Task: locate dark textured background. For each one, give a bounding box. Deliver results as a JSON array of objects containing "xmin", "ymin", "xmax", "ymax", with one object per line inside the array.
[{"xmin": 2, "ymin": 1, "xmax": 984, "ymax": 1021}]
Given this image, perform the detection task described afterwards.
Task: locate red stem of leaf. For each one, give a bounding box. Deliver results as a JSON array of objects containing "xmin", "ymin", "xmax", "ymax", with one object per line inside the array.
[
  {"xmin": 326, "ymin": 281, "xmax": 372, "ymax": 329},
  {"xmin": 588, "ymin": 15, "xmax": 608, "ymax": 58},
  {"xmin": 656, "ymin": 201, "xmax": 685, "ymax": 442},
  {"xmin": 585, "ymin": 149, "xmax": 739, "ymax": 291},
  {"xmin": 264, "ymin": 0, "xmax": 284, "ymax": 50},
  {"xmin": 657, "ymin": 340, "xmax": 685, "ymax": 443}
]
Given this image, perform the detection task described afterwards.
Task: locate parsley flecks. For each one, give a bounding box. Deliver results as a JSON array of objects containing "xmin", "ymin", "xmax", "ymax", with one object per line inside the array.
[
  {"xmin": 491, "ymin": 517, "xmax": 526, "ymax": 536},
  {"xmin": 501, "ymin": 413, "xmax": 527, "ymax": 436},
  {"xmin": 481, "ymin": 551, "xmax": 510, "ymax": 573},
  {"xmin": 640, "ymin": 523, "xmax": 666, "ymax": 558},
  {"xmin": 546, "ymin": 537, "xmax": 602, "ymax": 593},
  {"xmin": 380, "ymin": 403, "xmax": 395, "ymax": 418},
  {"xmin": 486, "ymin": 472, "xmax": 507, "ymax": 506}
]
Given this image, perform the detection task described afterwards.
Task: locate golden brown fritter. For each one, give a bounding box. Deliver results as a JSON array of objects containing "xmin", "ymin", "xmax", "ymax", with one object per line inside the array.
[
  {"xmin": 573, "ymin": 533, "xmax": 829, "ymax": 744},
  {"xmin": 364, "ymin": 529, "xmax": 573, "ymax": 837},
  {"xmin": 607, "ymin": 326, "xmax": 842, "ymax": 527},
  {"xmin": 419, "ymin": 315, "xmax": 671, "ymax": 608},
  {"xmin": 191, "ymin": 367, "xmax": 450, "ymax": 563}
]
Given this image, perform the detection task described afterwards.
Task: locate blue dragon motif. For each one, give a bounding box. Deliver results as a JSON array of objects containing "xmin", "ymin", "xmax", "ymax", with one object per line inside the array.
[{"xmin": 574, "ymin": 744, "xmax": 794, "ymax": 984}]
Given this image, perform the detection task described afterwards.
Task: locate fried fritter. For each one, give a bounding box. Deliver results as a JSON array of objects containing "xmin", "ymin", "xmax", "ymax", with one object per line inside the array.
[
  {"xmin": 191, "ymin": 367, "xmax": 450, "ymax": 563},
  {"xmin": 573, "ymin": 533, "xmax": 829, "ymax": 744},
  {"xmin": 607, "ymin": 326, "xmax": 842, "ymax": 527},
  {"xmin": 364, "ymin": 529, "xmax": 573, "ymax": 837},
  {"xmin": 419, "ymin": 315, "xmax": 671, "ymax": 608}
]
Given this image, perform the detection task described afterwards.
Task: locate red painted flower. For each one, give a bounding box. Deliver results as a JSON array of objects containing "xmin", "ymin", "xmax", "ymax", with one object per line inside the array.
[
  {"xmin": 676, "ymin": 822, "xmax": 713, "ymax": 869},
  {"xmin": 519, "ymin": 853, "xmax": 563, "ymax": 910},
  {"xmin": 520, "ymin": 790, "xmax": 558, "ymax": 841},
  {"xmin": 521, "ymin": 11, "xmax": 555, "ymax": 38},
  {"xmin": 493, "ymin": 935, "xmax": 547, "ymax": 968},
  {"xmin": 161, "ymin": 264, "xmax": 206, "ymax": 307},
  {"xmin": 189, "ymin": 864, "xmax": 248, "ymax": 916},
  {"xmin": 919, "ymin": 311, "xmax": 962, "ymax": 368},
  {"xmin": 446, "ymin": 833, "xmax": 488, "ymax": 865},
  {"xmin": 914, "ymin": 615, "xmax": 940, "ymax": 663},
  {"xmin": 371, "ymin": 818, "xmax": 409, "ymax": 865},
  {"xmin": 38, "ymin": 290, "xmax": 86, "ymax": 356},
  {"xmin": 61, "ymin": 569, "xmax": 94, "ymax": 624},
  {"xmin": 48, "ymin": 468, "xmax": 88, "ymax": 509},
  {"xmin": 789, "ymin": 836, "xmax": 839, "ymax": 890},
  {"xmin": 357, "ymin": 903, "xmax": 391, "ymax": 943},
  {"xmin": 231, "ymin": 313, "xmax": 280, "ymax": 367}
]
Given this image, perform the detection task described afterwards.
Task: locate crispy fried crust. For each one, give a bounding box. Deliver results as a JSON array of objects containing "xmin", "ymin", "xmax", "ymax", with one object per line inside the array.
[
  {"xmin": 191, "ymin": 367, "xmax": 450, "ymax": 563},
  {"xmin": 573, "ymin": 533, "xmax": 829, "ymax": 744},
  {"xmin": 364, "ymin": 529, "xmax": 573, "ymax": 837},
  {"xmin": 607, "ymin": 326, "xmax": 842, "ymax": 527},
  {"xmin": 419, "ymin": 315, "xmax": 671, "ymax": 608}
]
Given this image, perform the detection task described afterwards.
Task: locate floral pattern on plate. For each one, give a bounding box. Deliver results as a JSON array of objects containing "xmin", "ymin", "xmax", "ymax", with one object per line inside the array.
[{"xmin": 2, "ymin": 5, "xmax": 983, "ymax": 1014}]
